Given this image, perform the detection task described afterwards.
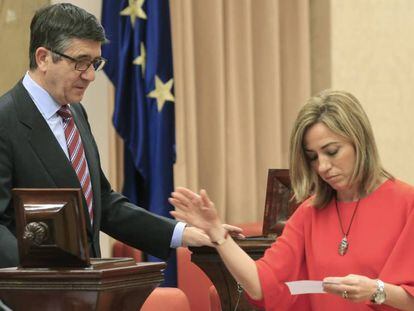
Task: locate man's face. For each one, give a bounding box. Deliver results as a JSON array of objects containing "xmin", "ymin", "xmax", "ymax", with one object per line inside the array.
[{"xmin": 43, "ymin": 38, "xmax": 101, "ymax": 105}]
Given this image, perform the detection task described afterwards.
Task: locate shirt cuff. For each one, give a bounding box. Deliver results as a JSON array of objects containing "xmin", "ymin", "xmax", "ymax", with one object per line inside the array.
[{"xmin": 170, "ymin": 221, "xmax": 186, "ymax": 248}]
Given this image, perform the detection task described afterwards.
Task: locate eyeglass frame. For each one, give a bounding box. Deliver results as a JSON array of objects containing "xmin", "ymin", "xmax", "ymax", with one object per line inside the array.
[{"xmin": 47, "ymin": 48, "xmax": 107, "ymax": 72}]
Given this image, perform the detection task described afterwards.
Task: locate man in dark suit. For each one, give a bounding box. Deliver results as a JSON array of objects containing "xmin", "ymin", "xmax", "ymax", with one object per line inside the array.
[{"xmin": 0, "ymin": 3, "xmax": 215, "ymax": 268}]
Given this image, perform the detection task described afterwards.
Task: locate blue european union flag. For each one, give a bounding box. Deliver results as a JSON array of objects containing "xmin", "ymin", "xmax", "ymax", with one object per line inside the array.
[{"xmin": 101, "ymin": 0, "xmax": 176, "ymax": 286}]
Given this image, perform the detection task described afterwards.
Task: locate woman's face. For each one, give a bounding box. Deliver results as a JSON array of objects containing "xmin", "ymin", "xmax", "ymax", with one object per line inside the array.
[{"xmin": 303, "ymin": 122, "xmax": 358, "ymax": 201}]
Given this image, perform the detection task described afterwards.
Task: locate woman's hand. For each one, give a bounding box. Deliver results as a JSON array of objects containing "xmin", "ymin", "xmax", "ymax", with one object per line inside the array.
[
  {"xmin": 169, "ymin": 188, "xmax": 224, "ymax": 240},
  {"xmin": 323, "ymin": 274, "xmax": 377, "ymax": 302}
]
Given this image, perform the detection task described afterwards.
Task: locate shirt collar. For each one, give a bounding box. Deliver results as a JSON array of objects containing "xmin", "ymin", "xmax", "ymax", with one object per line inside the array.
[{"xmin": 22, "ymin": 72, "xmax": 64, "ymax": 120}]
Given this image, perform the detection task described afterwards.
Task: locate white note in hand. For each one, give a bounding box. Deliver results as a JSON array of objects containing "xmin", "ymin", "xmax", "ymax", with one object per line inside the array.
[{"xmin": 285, "ymin": 280, "xmax": 327, "ymax": 295}]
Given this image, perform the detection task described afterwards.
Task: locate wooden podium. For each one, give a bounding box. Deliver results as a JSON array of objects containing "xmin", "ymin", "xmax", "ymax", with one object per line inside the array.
[
  {"xmin": 190, "ymin": 169, "xmax": 298, "ymax": 310},
  {"xmin": 0, "ymin": 258, "xmax": 165, "ymax": 311},
  {"xmin": 0, "ymin": 189, "xmax": 165, "ymax": 310}
]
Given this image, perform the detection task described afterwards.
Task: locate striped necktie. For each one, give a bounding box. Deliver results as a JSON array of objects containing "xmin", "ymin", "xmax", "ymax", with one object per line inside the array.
[{"xmin": 57, "ymin": 105, "xmax": 94, "ymax": 224}]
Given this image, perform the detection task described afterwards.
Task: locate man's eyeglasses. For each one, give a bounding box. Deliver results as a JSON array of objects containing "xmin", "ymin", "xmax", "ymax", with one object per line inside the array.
[{"xmin": 48, "ymin": 49, "xmax": 106, "ymax": 72}]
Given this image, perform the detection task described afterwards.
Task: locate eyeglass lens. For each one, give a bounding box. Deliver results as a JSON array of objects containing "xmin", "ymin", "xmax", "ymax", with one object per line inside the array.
[{"xmin": 75, "ymin": 59, "xmax": 106, "ymax": 72}]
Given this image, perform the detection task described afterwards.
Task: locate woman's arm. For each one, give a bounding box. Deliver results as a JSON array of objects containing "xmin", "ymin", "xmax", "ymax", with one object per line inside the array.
[
  {"xmin": 209, "ymin": 228, "xmax": 263, "ymax": 299},
  {"xmin": 384, "ymin": 283, "xmax": 414, "ymax": 311},
  {"xmin": 169, "ymin": 188, "xmax": 263, "ymax": 299}
]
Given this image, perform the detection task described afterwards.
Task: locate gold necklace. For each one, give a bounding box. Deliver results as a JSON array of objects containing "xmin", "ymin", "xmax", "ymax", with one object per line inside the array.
[{"xmin": 335, "ymin": 196, "xmax": 361, "ymax": 256}]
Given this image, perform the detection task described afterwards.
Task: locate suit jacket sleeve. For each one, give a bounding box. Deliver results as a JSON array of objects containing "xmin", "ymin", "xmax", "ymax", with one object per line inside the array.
[
  {"xmin": 0, "ymin": 111, "xmax": 19, "ymax": 268},
  {"xmin": 75, "ymin": 104, "xmax": 177, "ymax": 260},
  {"xmin": 99, "ymin": 170, "xmax": 177, "ymax": 259}
]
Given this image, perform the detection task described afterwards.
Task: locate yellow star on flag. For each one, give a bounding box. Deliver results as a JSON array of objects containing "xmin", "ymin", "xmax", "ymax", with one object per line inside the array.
[
  {"xmin": 133, "ymin": 43, "xmax": 146, "ymax": 76},
  {"xmin": 120, "ymin": 0, "xmax": 147, "ymax": 26},
  {"xmin": 147, "ymin": 76, "xmax": 175, "ymax": 112}
]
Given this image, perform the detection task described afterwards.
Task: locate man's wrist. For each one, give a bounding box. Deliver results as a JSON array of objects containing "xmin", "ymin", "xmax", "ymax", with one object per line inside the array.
[{"xmin": 171, "ymin": 221, "xmax": 186, "ymax": 248}]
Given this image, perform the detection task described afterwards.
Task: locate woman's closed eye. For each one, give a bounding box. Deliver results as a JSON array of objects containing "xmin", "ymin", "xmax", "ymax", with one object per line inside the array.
[
  {"xmin": 306, "ymin": 148, "xmax": 339, "ymax": 162},
  {"xmin": 325, "ymin": 148, "xmax": 339, "ymax": 157}
]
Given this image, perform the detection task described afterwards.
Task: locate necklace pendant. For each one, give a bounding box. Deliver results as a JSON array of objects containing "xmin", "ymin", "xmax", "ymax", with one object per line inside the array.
[{"xmin": 338, "ymin": 236, "xmax": 348, "ymax": 256}]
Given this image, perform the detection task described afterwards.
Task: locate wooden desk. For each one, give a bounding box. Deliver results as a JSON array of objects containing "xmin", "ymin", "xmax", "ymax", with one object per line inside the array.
[
  {"xmin": 0, "ymin": 258, "xmax": 165, "ymax": 311},
  {"xmin": 190, "ymin": 237, "xmax": 274, "ymax": 311}
]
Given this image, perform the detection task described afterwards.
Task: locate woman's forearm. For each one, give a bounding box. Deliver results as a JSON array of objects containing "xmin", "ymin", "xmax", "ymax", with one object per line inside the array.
[
  {"xmin": 383, "ymin": 283, "xmax": 414, "ymax": 311},
  {"xmin": 213, "ymin": 234, "xmax": 263, "ymax": 300}
]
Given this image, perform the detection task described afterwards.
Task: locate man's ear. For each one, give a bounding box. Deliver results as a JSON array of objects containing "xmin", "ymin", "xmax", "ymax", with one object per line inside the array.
[{"xmin": 35, "ymin": 47, "xmax": 51, "ymax": 72}]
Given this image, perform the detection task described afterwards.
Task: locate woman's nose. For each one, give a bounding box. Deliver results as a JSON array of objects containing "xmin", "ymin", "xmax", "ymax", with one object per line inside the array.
[{"xmin": 318, "ymin": 157, "xmax": 332, "ymax": 174}]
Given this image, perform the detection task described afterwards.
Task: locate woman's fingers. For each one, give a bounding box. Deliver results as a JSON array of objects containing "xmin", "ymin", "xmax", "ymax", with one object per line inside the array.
[
  {"xmin": 172, "ymin": 188, "xmax": 208, "ymax": 211},
  {"xmin": 170, "ymin": 210, "xmax": 188, "ymax": 222},
  {"xmin": 323, "ymin": 283, "xmax": 353, "ymax": 296},
  {"xmin": 222, "ymin": 224, "xmax": 245, "ymax": 238},
  {"xmin": 168, "ymin": 197, "xmax": 190, "ymax": 212},
  {"xmin": 322, "ymin": 275, "xmax": 373, "ymax": 302},
  {"xmin": 172, "ymin": 188, "xmax": 215, "ymax": 213},
  {"xmin": 323, "ymin": 277, "xmax": 348, "ymax": 295},
  {"xmin": 176, "ymin": 187, "xmax": 201, "ymax": 201},
  {"xmin": 170, "ymin": 191, "xmax": 194, "ymax": 208},
  {"xmin": 222, "ymin": 224, "xmax": 243, "ymax": 233},
  {"xmin": 200, "ymin": 189, "xmax": 212, "ymax": 207}
]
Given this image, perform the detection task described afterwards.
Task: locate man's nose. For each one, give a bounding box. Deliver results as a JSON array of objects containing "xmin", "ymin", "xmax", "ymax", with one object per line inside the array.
[{"xmin": 81, "ymin": 65, "xmax": 96, "ymax": 81}]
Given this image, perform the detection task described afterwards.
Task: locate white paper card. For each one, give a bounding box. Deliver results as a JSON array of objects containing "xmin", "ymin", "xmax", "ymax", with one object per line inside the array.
[{"xmin": 285, "ymin": 280, "xmax": 326, "ymax": 295}]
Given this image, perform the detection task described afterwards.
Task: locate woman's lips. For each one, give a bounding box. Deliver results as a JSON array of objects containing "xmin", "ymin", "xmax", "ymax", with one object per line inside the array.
[{"xmin": 326, "ymin": 175, "xmax": 339, "ymax": 182}]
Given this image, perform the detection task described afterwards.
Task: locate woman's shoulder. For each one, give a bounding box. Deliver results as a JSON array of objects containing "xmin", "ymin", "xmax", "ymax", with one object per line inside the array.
[
  {"xmin": 291, "ymin": 196, "xmax": 318, "ymax": 217},
  {"xmin": 379, "ymin": 178, "xmax": 414, "ymax": 195},
  {"xmin": 299, "ymin": 196, "xmax": 316, "ymax": 208},
  {"xmin": 373, "ymin": 178, "xmax": 414, "ymax": 210}
]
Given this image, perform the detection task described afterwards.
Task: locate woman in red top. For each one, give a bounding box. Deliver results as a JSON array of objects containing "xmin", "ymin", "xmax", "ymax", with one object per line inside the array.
[{"xmin": 169, "ymin": 90, "xmax": 414, "ymax": 310}]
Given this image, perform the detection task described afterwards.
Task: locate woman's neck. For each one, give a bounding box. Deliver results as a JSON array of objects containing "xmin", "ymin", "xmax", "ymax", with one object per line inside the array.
[{"xmin": 336, "ymin": 176, "xmax": 387, "ymax": 202}]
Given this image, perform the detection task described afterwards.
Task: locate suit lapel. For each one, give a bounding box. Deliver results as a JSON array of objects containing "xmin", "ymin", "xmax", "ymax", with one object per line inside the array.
[
  {"xmin": 13, "ymin": 83, "xmax": 79, "ymax": 188},
  {"xmin": 12, "ymin": 82, "xmax": 93, "ymax": 234}
]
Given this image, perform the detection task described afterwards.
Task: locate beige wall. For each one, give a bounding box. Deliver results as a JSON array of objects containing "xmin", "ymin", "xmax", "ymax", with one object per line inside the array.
[
  {"xmin": 0, "ymin": 0, "xmax": 49, "ymax": 94},
  {"xmin": 312, "ymin": 0, "xmax": 414, "ymax": 185}
]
